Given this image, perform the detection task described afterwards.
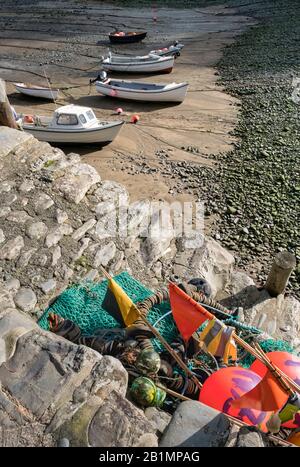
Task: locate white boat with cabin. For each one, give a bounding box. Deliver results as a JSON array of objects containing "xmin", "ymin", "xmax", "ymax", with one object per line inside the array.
[
  {"xmin": 14, "ymin": 82, "xmax": 59, "ymax": 100},
  {"xmin": 20, "ymin": 105, "xmax": 123, "ymax": 145}
]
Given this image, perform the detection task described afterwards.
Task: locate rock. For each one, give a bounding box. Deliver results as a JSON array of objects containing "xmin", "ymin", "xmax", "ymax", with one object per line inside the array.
[
  {"xmin": 26, "ymin": 221, "xmax": 48, "ymax": 240},
  {"xmin": 3, "ymin": 193, "xmax": 17, "ymax": 205},
  {"xmin": 0, "ymin": 327, "xmax": 102, "ymax": 420},
  {"xmin": 51, "ymin": 246, "xmax": 61, "ymax": 266},
  {"xmin": 178, "ymin": 237, "xmax": 235, "ymax": 298},
  {"xmin": 59, "ymin": 224, "xmax": 73, "ymax": 236},
  {"xmin": 17, "ymin": 248, "xmax": 37, "ymax": 268},
  {"xmin": 245, "ymin": 293, "xmax": 300, "ymax": 350},
  {"xmin": 4, "ymin": 278, "xmax": 20, "ymax": 294},
  {"xmin": 135, "ymin": 434, "xmax": 158, "ymax": 447},
  {"xmin": 58, "ymin": 438, "xmax": 70, "ymax": 447},
  {"xmin": 224, "ymin": 424, "xmax": 240, "ymax": 447},
  {"xmin": 0, "ymin": 287, "xmax": 15, "ymax": 310},
  {"xmin": 0, "ymin": 236, "xmax": 24, "ymax": 260},
  {"xmin": 72, "ymin": 219, "xmax": 96, "ymax": 241},
  {"xmin": 144, "ymin": 407, "xmax": 171, "ymax": 435},
  {"xmin": 14, "ymin": 287, "xmax": 37, "ymax": 312},
  {"xmin": 34, "ymin": 193, "xmax": 54, "ymax": 213},
  {"xmin": 86, "ymin": 391, "xmax": 157, "ymax": 447},
  {"xmin": 72, "ymin": 238, "xmax": 90, "ymax": 261},
  {"xmin": 159, "ymin": 401, "xmax": 230, "ymax": 447},
  {"xmin": 140, "ymin": 210, "xmax": 174, "ymax": 264},
  {"xmin": 0, "ymin": 207, "xmax": 11, "ymax": 218},
  {"xmin": 93, "ymin": 242, "xmax": 116, "ymax": 268},
  {"xmin": 39, "ymin": 279, "xmax": 57, "ymax": 294},
  {"xmin": 94, "ymin": 180, "xmax": 128, "ymax": 206},
  {"xmin": 0, "ymin": 181, "xmax": 14, "ymax": 194},
  {"xmin": 45, "ymin": 228, "xmax": 63, "ymax": 248},
  {"xmin": 56, "ymin": 209, "xmax": 68, "ymax": 224},
  {"xmin": 19, "ymin": 180, "xmax": 34, "ymax": 193},
  {"xmin": 0, "ymin": 127, "xmax": 33, "ymax": 158},
  {"xmin": 236, "ymin": 427, "xmax": 267, "ymax": 447},
  {"xmin": 83, "ymin": 269, "xmax": 99, "ymax": 282},
  {"xmin": 54, "ymin": 163, "xmax": 100, "ymax": 204},
  {"xmin": 6, "ymin": 210, "xmax": 32, "ymax": 224},
  {"xmin": 0, "ymin": 229, "xmax": 5, "ymax": 244}
]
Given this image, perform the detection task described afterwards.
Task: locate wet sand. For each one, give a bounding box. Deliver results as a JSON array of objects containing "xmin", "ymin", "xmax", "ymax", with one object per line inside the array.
[{"xmin": 1, "ymin": 1, "xmax": 253, "ymax": 212}]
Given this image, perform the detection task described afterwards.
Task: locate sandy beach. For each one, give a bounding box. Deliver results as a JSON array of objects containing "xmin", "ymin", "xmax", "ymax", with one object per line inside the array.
[{"xmin": 1, "ymin": 1, "xmax": 252, "ymax": 208}]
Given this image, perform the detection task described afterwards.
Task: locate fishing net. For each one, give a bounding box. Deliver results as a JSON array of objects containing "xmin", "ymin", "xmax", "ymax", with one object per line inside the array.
[
  {"xmin": 38, "ymin": 271, "xmax": 298, "ymax": 360},
  {"xmin": 38, "ymin": 272, "xmax": 178, "ymax": 352}
]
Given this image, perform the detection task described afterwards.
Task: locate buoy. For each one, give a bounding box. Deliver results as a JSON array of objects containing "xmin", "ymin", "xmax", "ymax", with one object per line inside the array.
[
  {"xmin": 199, "ymin": 366, "xmax": 272, "ymax": 432},
  {"xmin": 131, "ymin": 114, "xmax": 140, "ymax": 124},
  {"xmin": 24, "ymin": 115, "xmax": 34, "ymax": 124},
  {"xmin": 116, "ymin": 107, "xmax": 123, "ymax": 115},
  {"xmin": 251, "ymin": 351, "xmax": 300, "ymax": 429}
]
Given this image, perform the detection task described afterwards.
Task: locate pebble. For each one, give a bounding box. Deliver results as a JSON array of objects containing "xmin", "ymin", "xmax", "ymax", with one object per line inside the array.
[
  {"xmin": 0, "ymin": 236, "xmax": 25, "ymax": 260},
  {"xmin": 26, "ymin": 222, "xmax": 48, "ymax": 240},
  {"xmin": 39, "ymin": 279, "xmax": 57, "ymax": 294},
  {"xmin": 34, "ymin": 193, "xmax": 54, "ymax": 213},
  {"xmin": 0, "ymin": 229, "xmax": 5, "ymax": 244},
  {"xmin": 14, "ymin": 287, "xmax": 37, "ymax": 312}
]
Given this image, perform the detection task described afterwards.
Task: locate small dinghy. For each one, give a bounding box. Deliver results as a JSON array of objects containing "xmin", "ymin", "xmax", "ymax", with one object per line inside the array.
[
  {"xmin": 109, "ymin": 31, "xmax": 147, "ymax": 44},
  {"xmin": 102, "ymin": 53, "xmax": 174, "ymax": 74},
  {"xmin": 20, "ymin": 104, "xmax": 123, "ymax": 145},
  {"xmin": 14, "ymin": 82, "xmax": 59, "ymax": 100},
  {"xmin": 95, "ymin": 73, "xmax": 188, "ymax": 103}
]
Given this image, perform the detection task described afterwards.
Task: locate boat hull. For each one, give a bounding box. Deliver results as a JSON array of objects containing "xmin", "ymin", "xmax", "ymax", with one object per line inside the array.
[
  {"xmin": 96, "ymin": 81, "xmax": 188, "ymax": 102},
  {"xmin": 22, "ymin": 122, "xmax": 124, "ymax": 145},
  {"xmin": 14, "ymin": 84, "xmax": 59, "ymax": 100},
  {"xmin": 102, "ymin": 57, "xmax": 174, "ymax": 74},
  {"xmin": 109, "ymin": 32, "xmax": 147, "ymax": 44}
]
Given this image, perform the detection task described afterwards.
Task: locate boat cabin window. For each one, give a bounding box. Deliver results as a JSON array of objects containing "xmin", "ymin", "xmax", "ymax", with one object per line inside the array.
[
  {"xmin": 56, "ymin": 114, "xmax": 78, "ymax": 125},
  {"xmin": 86, "ymin": 110, "xmax": 96, "ymax": 120},
  {"xmin": 79, "ymin": 114, "xmax": 87, "ymax": 124}
]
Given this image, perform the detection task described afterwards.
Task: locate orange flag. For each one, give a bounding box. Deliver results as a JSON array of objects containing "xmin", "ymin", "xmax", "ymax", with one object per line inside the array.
[
  {"xmin": 169, "ymin": 282, "xmax": 213, "ymax": 342},
  {"xmin": 231, "ymin": 369, "xmax": 289, "ymax": 412}
]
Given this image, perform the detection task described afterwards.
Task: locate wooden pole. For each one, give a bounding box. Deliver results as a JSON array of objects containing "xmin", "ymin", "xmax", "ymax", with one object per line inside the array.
[
  {"xmin": 265, "ymin": 251, "xmax": 296, "ymax": 297},
  {"xmin": 100, "ymin": 267, "xmax": 202, "ymax": 391},
  {"xmin": 0, "ymin": 79, "xmax": 18, "ymax": 129}
]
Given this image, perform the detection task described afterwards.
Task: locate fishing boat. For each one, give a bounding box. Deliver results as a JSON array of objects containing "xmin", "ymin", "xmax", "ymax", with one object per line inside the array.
[
  {"xmin": 102, "ymin": 54, "xmax": 174, "ymax": 74},
  {"xmin": 109, "ymin": 31, "xmax": 147, "ymax": 44},
  {"xmin": 19, "ymin": 105, "xmax": 123, "ymax": 145},
  {"xmin": 13, "ymin": 82, "xmax": 59, "ymax": 100},
  {"xmin": 95, "ymin": 75, "xmax": 188, "ymax": 103},
  {"xmin": 149, "ymin": 41, "xmax": 184, "ymax": 57}
]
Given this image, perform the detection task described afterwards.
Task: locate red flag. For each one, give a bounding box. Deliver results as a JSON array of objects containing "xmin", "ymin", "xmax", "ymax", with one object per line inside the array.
[
  {"xmin": 169, "ymin": 282, "xmax": 213, "ymax": 342},
  {"xmin": 231, "ymin": 369, "xmax": 289, "ymax": 412}
]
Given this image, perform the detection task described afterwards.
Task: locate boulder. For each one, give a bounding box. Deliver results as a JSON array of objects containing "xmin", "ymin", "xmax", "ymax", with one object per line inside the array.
[
  {"xmin": 159, "ymin": 401, "xmax": 230, "ymax": 447},
  {"xmin": 54, "ymin": 163, "xmax": 100, "ymax": 204},
  {"xmin": 144, "ymin": 407, "xmax": 172, "ymax": 435},
  {"xmin": 88, "ymin": 391, "xmax": 157, "ymax": 447},
  {"xmin": 14, "ymin": 287, "xmax": 37, "ymax": 312},
  {"xmin": 173, "ymin": 237, "xmax": 235, "ymax": 298},
  {"xmin": 236, "ymin": 426, "xmax": 267, "ymax": 447}
]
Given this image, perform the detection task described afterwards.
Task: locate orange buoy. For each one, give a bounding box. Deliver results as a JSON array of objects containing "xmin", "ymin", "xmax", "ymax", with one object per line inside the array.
[
  {"xmin": 250, "ymin": 351, "xmax": 300, "ymax": 428},
  {"xmin": 131, "ymin": 114, "xmax": 140, "ymax": 124},
  {"xmin": 24, "ymin": 115, "xmax": 34, "ymax": 123},
  {"xmin": 199, "ymin": 366, "xmax": 272, "ymax": 432}
]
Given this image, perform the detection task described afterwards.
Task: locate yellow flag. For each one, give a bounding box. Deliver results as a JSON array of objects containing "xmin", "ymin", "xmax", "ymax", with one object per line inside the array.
[{"xmin": 108, "ymin": 278, "xmax": 139, "ymax": 326}]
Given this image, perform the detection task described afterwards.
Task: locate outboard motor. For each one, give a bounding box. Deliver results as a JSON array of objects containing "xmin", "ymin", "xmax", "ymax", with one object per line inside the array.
[{"xmin": 99, "ymin": 70, "xmax": 108, "ymax": 82}]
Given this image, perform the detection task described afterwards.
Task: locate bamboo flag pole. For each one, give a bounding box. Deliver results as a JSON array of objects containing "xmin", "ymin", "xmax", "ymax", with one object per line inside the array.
[{"xmin": 100, "ymin": 267, "xmax": 202, "ymax": 391}]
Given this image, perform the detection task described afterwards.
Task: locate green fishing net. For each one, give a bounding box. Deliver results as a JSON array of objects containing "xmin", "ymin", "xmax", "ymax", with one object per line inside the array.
[
  {"xmin": 38, "ymin": 271, "xmax": 298, "ymax": 361},
  {"xmin": 38, "ymin": 272, "xmax": 178, "ymax": 352}
]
